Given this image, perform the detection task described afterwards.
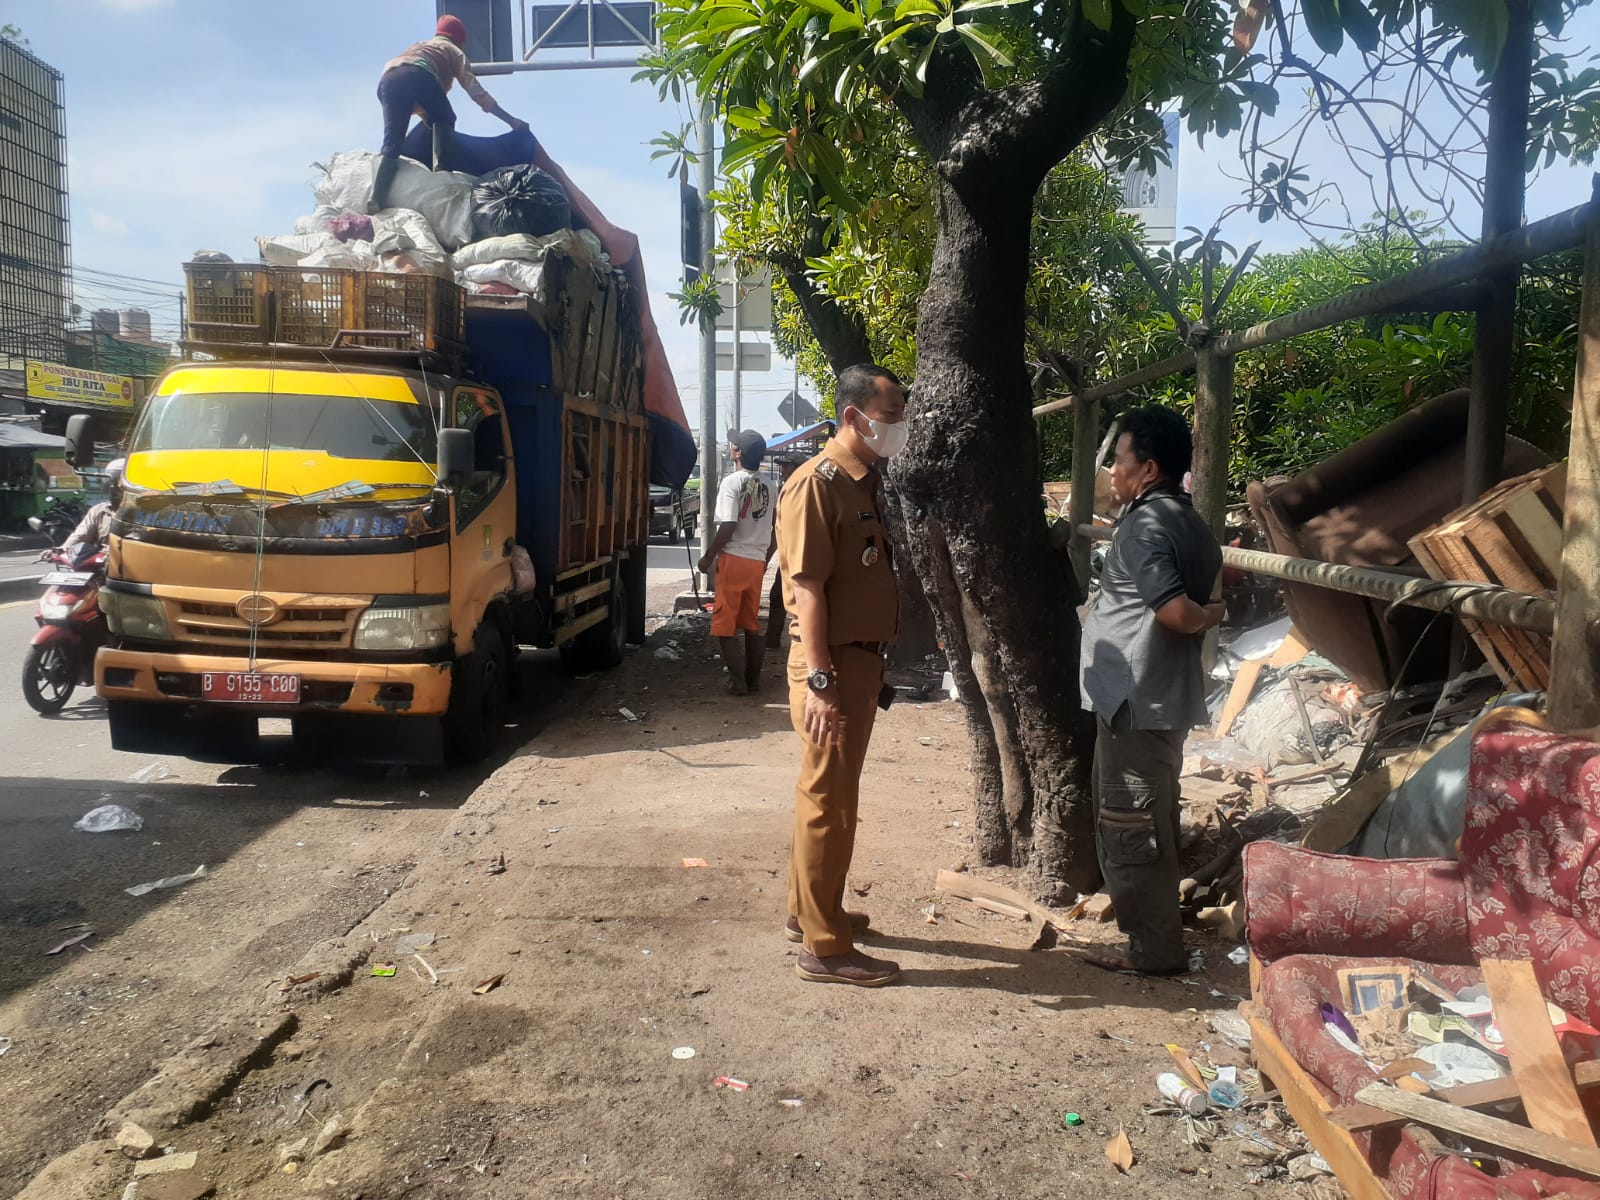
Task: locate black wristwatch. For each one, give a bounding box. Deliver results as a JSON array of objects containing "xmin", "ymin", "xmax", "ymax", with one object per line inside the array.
[{"xmin": 808, "ymin": 668, "xmax": 837, "ymax": 693}]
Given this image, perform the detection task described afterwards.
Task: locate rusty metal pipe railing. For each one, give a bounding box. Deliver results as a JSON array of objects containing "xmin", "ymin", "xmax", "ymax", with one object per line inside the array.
[{"xmin": 1074, "ymin": 525, "xmax": 1555, "ymax": 635}]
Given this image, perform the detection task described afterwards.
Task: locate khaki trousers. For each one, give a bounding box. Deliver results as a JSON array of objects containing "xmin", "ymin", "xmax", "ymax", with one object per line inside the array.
[{"xmin": 786, "ymin": 642, "xmax": 884, "ymax": 956}]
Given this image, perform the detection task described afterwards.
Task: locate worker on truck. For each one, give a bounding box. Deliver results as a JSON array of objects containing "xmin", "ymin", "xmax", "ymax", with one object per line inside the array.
[{"xmin": 372, "ymin": 15, "xmax": 530, "ymax": 212}]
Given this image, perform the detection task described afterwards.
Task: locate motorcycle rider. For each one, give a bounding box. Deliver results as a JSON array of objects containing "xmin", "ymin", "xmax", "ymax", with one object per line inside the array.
[{"xmin": 61, "ymin": 458, "xmax": 124, "ymax": 565}]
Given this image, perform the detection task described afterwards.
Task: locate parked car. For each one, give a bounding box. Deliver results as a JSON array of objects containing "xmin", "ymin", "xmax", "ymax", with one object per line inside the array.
[{"xmin": 650, "ymin": 485, "xmax": 699, "ymax": 543}]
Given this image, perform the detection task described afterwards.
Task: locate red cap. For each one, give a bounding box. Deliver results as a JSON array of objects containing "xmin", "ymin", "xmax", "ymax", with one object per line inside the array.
[{"xmin": 436, "ymin": 14, "xmax": 468, "ymax": 45}]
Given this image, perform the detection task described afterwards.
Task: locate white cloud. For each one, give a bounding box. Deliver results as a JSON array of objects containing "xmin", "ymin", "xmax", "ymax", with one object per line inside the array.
[{"xmin": 90, "ymin": 213, "xmax": 129, "ymax": 237}]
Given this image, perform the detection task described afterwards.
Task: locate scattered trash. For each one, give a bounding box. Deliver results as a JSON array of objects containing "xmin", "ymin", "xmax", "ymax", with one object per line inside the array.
[
  {"xmin": 941, "ymin": 671, "xmax": 957, "ymax": 700},
  {"xmin": 0, "ymin": 1036, "xmax": 11, "ymax": 1056},
  {"xmin": 922, "ymin": 901, "xmax": 940, "ymax": 926},
  {"xmin": 44, "ymin": 930, "xmax": 94, "ymax": 955},
  {"xmin": 681, "ymin": 857, "xmax": 709, "ymax": 868},
  {"xmin": 1209, "ymin": 1010, "xmax": 1254, "ymax": 1050},
  {"xmin": 310, "ymin": 1112, "xmax": 349, "ymax": 1157},
  {"xmin": 1287, "ymin": 1152, "xmax": 1333, "ymax": 1181},
  {"xmin": 1062, "ymin": 1112, "xmax": 1084, "ymax": 1127},
  {"xmin": 1105, "ymin": 1129, "xmax": 1135, "ymax": 1173},
  {"xmin": 473, "ymin": 974, "xmax": 506, "ymax": 995},
  {"xmin": 414, "ymin": 953, "xmax": 439, "ymax": 984},
  {"xmin": 1187, "ymin": 949, "xmax": 1207, "ymax": 973},
  {"xmin": 279, "ymin": 1137, "xmax": 309, "ymax": 1166},
  {"xmin": 671, "ymin": 1046, "xmax": 697, "ymax": 1060},
  {"xmin": 917, "ymin": 736, "xmax": 934, "ymax": 746},
  {"xmin": 125, "ymin": 864, "xmax": 207, "ymax": 897},
  {"xmin": 283, "ymin": 972, "xmax": 321, "ymax": 987},
  {"xmin": 654, "ymin": 644, "xmax": 683, "ymax": 662},
  {"xmin": 1157, "ymin": 1072, "xmax": 1210, "ymax": 1116},
  {"xmin": 619, "ymin": 707, "xmax": 639, "ymax": 722},
  {"xmin": 851, "ymin": 880, "xmax": 874, "ymax": 897},
  {"xmin": 128, "ymin": 761, "xmax": 172, "ymax": 784},
  {"xmin": 1208, "ymin": 1078, "xmax": 1244, "ymax": 1109},
  {"xmin": 74, "ymin": 803, "xmax": 143, "ymax": 833},
  {"xmin": 1227, "ymin": 945, "xmax": 1250, "ymax": 966},
  {"xmin": 640, "ymin": 949, "xmax": 652, "ymax": 956},
  {"xmin": 1414, "ymin": 1041, "xmax": 1505, "ymax": 1087},
  {"xmin": 371, "ymin": 964, "xmax": 396, "ymax": 978},
  {"xmin": 133, "ymin": 1150, "xmax": 199, "ymax": 1177},
  {"xmin": 486, "ymin": 851, "xmax": 506, "ymax": 875},
  {"xmin": 713, "ymin": 1075, "xmax": 750, "ymax": 1092},
  {"xmin": 778, "ymin": 1097, "xmax": 805, "ymax": 1108},
  {"xmin": 395, "ymin": 931, "xmax": 436, "ymax": 956},
  {"xmin": 116, "ymin": 1121, "xmax": 157, "ymax": 1160}
]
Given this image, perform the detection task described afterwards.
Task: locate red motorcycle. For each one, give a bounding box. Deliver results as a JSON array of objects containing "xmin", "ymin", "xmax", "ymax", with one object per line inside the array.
[{"xmin": 22, "ymin": 546, "xmax": 108, "ymax": 714}]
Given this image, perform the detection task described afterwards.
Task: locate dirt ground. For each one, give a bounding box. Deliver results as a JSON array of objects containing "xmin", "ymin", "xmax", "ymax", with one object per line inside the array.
[{"xmin": 11, "ymin": 607, "xmax": 1324, "ymax": 1200}]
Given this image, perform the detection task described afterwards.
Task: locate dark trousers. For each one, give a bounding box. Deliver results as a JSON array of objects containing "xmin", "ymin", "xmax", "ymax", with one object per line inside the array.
[
  {"xmin": 1092, "ymin": 706, "xmax": 1186, "ymax": 971},
  {"xmin": 377, "ymin": 64, "xmax": 455, "ymax": 159}
]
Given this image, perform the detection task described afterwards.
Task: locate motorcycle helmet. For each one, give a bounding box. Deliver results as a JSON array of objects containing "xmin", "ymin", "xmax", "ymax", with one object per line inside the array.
[{"xmin": 105, "ymin": 457, "xmax": 126, "ymax": 504}]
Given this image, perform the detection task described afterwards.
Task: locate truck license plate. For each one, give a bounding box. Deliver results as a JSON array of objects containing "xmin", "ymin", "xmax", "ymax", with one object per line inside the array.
[{"xmin": 201, "ymin": 671, "xmax": 301, "ymax": 704}]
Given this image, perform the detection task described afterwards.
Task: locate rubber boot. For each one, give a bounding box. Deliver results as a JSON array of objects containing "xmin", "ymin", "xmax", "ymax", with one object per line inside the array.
[
  {"xmin": 718, "ymin": 636, "xmax": 747, "ymax": 695},
  {"xmin": 432, "ymin": 122, "xmax": 457, "ymax": 172},
  {"xmin": 744, "ymin": 630, "xmax": 765, "ymax": 693},
  {"xmin": 368, "ymin": 155, "xmax": 400, "ymax": 215}
]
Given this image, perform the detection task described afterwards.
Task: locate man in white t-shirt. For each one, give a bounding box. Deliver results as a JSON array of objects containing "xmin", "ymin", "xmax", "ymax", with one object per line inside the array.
[{"xmin": 698, "ymin": 430, "xmax": 774, "ymax": 694}]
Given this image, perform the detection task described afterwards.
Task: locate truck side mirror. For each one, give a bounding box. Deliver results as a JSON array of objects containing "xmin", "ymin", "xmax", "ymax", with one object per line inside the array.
[
  {"xmin": 438, "ymin": 428, "xmax": 474, "ymax": 484},
  {"xmin": 65, "ymin": 415, "xmax": 95, "ymax": 470}
]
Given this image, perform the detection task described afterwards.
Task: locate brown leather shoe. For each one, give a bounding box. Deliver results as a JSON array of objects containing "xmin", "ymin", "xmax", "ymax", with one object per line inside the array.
[
  {"xmin": 784, "ymin": 912, "xmax": 871, "ymax": 943},
  {"xmin": 795, "ymin": 949, "xmax": 900, "ymax": 987}
]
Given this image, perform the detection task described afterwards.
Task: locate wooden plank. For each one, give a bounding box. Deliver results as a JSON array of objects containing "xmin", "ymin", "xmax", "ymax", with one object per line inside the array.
[
  {"xmin": 1499, "ymin": 491, "xmax": 1565, "ymax": 587},
  {"xmin": 1269, "ymin": 627, "xmax": 1312, "ymax": 667},
  {"xmin": 1214, "ymin": 659, "xmax": 1264, "ymax": 738},
  {"xmin": 1331, "ymin": 1060, "xmax": 1600, "ymax": 1133},
  {"xmin": 1350, "ymin": 1083, "xmax": 1600, "ymax": 1177},
  {"xmin": 1244, "ymin": 1004, "xmax": 1397, "ymax": 1200},
  {"xmin": 1410, "ymin": 536, "xmax": 1520, "ymax": 686},
  {"xmin": 934, "ymin": 870, "xmax": 1059, "ymax": 931},
  {"xmin": 1549, "ymin": 227, "xmax": 1600, "ymax": 729},
  {"xmin": 1480, "ymin": 958, "xmax": 1598, "ymax": 1146},
  {"xmin": 1179, "ymin": 776, "xmax": 1245, "ymax": 805}
]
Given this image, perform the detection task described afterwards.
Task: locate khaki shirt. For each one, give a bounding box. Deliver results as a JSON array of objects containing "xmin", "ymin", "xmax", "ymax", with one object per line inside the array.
[
  {"xmin": 384, "ymin": 36, "xmax": 497, "ymax": 112},
  {"xmin": 776, "ymin": 438, "xmax": 899, "ymax": 646}
]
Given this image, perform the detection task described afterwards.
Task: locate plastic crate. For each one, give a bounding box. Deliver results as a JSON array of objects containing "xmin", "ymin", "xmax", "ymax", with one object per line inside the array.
[{"xmin": 184, "ymin": 263, "xmax": 465, "ymax": 359}]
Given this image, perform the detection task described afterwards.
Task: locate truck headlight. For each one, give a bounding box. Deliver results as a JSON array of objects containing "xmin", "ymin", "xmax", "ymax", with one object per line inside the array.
[
  {"xmin": 354, "ymin": 602, "xmax": 452, "ymax": 652},
  {"xmin": 103, "ymin": 591, "xmax": 171, "ymax": 640}
]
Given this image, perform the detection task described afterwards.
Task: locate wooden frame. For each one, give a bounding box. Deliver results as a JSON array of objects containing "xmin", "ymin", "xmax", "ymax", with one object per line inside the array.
[{"xmin": 1248, "ymin": 955, "xmax": 1600, "ymax": 1196}]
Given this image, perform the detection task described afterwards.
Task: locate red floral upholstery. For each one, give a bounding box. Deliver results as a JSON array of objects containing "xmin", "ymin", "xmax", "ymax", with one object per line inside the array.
[
  {"xmin": 1462, "ymin": 711, "xmax": 1600, "ymax": 1026},
  {"xmin": 1242, "ymin": 841, "xmax": 1471, "ymax": 966},
  {"xmin": 1243, "ymin": 712, "xmax": 1600, "ymax": 1199}
]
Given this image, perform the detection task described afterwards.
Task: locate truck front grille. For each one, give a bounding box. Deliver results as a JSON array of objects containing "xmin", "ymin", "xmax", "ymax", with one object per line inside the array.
[{"xmin": 170, "ymin": 598, "xmax": 363, "ymax": 651}]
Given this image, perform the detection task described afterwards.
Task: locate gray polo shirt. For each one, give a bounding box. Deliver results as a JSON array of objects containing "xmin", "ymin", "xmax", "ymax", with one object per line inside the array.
[{"xmin": 1080, "ymin": 484, "xmax": 1222, "ymax": 731}]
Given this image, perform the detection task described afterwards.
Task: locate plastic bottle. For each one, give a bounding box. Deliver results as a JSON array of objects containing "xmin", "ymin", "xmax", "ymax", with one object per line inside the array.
[{"xmin": 1156, "ymin": 1072, "xmax": 1210, "ymax": 1116}]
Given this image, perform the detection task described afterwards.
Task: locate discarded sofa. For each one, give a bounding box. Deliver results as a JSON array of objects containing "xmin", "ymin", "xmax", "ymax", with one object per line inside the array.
[
  {"xmin": 1242, "ymin": 707, "xmax": 1600, "ymax": 1199},
  {"xmin": 1246, "ymin": 389, "xmax": 1547, "ymax": 692}
]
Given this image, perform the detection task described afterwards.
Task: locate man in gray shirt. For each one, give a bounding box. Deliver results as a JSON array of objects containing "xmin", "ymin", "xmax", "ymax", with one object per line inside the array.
[{"xmin": 1078, "ymin": 406, "xmax": 1224, "ymax": 975}]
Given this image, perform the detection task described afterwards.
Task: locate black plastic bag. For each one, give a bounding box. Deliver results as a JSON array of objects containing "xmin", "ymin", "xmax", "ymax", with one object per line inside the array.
[{"xmin": 470, "ymin": 165, "xmax": 571, "ymax": 239}]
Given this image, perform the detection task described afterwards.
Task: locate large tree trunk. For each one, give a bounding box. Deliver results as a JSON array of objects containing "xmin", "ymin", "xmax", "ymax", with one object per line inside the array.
[{"xmin": 892, "ymin": 173, "xmax": 1100, "ymax": 898}]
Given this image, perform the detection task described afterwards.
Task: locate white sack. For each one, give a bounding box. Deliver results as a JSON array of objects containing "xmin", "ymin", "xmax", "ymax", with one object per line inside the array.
[
  {"xmin": 458, "ymin": 258, "xmax": 553, "ymax": 301},
  {"xmin": 257, "ymin": 231, "xmax": 341, "ymax": 266},
  {"xmin": 371, "ymin": 208, "xmax": 451, "ymax": 277},
  {"xmin": 300, "ymin": 240, "xmax": 378, "ymax": 270},
  {"xmin": 312, "ymin": 151, "xmax": 477, "ymax": 250}
]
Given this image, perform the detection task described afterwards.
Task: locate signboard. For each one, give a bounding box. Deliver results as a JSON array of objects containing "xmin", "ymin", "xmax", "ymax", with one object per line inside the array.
[
  {"xmin": 778, "ymin": 390, "xmax": 820, "ymax": 428},
  {"xmin": 715, "ymin": 267, "xmax": 773, "ymax": 332},
  {"xmin": 715, "ymin": 342, "xmax": 772, "ymax": 372},
  {"xmin": 26, "ymin": 361, "xmax": 135, "ymax": 410},
  {"xmin": 1120, "ymin": 111, "xmax": 1180, "ymax": 245}
]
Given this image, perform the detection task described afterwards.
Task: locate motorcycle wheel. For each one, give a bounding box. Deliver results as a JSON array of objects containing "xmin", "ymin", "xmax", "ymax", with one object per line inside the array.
[{"xmin": 22, "ymin": 642, "xmax": 77, "ymax": 714}]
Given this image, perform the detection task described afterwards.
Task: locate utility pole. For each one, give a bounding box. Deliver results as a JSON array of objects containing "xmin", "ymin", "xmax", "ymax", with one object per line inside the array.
[
  {"xmin": 696, "ymin": 97, "xmax": 719, "ymax": 588},
  {"xmin": 730, "ymin": 274, "xmax": 742, "ymax": 433}
]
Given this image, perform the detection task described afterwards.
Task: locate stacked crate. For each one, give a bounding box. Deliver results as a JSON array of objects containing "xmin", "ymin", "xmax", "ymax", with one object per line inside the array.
[{"xmin": 1408, "ymin": 462, "xmax": 1567, "ymax": 690}]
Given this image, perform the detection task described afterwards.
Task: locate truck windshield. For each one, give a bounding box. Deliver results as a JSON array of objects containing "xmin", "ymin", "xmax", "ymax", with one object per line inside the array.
[{"xmin": 132, "ymin": 392, "xmax": 438, "ymax": 464}]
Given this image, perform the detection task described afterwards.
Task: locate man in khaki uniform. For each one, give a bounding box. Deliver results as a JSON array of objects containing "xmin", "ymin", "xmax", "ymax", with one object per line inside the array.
[{"xmin": 776, "ymin": 364, "xmax": 907, "ymax": 987}]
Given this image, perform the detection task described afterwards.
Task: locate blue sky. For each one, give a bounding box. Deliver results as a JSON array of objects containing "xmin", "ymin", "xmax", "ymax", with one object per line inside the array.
[{"xmin": 7, "ymin": 0, "xmax": 1597, "ymax": 435}]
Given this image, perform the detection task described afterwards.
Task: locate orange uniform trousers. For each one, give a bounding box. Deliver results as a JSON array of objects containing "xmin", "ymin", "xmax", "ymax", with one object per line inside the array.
[{"xmin": 786, "ymin": 641, "xmax": 884, "ymax": 956}]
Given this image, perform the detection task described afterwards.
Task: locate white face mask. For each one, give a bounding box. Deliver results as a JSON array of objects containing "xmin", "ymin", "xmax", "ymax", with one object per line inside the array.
[{"xmin": 854, "ymin": 411, "xmax": 909, "ymax": 458}]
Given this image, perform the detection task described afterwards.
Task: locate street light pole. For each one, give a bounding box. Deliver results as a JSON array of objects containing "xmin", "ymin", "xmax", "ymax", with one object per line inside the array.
[{"xmin": 696, "ymin": 97, "xmax": 719, "ymax": 590}]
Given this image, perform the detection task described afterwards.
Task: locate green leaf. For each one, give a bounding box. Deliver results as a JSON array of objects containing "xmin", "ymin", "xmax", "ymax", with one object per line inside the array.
[
  {"xmin": 1300, "ymin": 0, "xmax": 1344, "ymax": 54},
  {"xmin": 912, "ymin": 32, "xmax": 938, "ymax": 81},
  {"xmin": 894, "ymin": 0, "xmax": 941, "ymax": 16},
  {"xmin": 954, "ymin": 21, "xmax": 1013, "ymax": 69},
  {"xmin": 1237, "ymin": 79, "xmax": 1278, "ymax": 115},
  {"xmin": 956, "ymin": 0, "xmax": 1032, "ymax": 10},
  {"xmin": 1340, "ymin": 0, "xmax": 1381, "ymax": 52},
  {"xmin": 1080, "ymin": 0, "xmax": 1113, "ymax": 31},
  {"xmin": 875, "ymin": 21, "xmax": 920, "ymax": 49}
]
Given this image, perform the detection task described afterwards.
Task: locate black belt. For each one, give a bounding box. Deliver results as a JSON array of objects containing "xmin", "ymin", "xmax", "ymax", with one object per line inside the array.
[{"xmin": 846, "ymin": 641, "xmax": 889, "ymax": 654}]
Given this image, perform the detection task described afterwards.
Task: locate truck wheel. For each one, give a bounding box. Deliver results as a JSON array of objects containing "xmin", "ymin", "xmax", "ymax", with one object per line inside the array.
[
  {"xmin": 559, "ymin": 570, "xmax": 627, "ymax": 673},
  {"xmin": 666, "ymin": 516, "xmax": 679, "ymax": 544},
  {"xmin": 21, "ymin": 642, "xmax": 76, "ymax": 714},
  {"xmin": 107, "ymin": 699, "xmax": 166, "ymax": 753},
  {"xmin": 444, "ymin": 622, "xmax": 509, "ymax": 764}
]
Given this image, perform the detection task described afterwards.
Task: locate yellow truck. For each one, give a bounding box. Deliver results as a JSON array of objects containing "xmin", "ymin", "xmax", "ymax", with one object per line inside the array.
[{"xmin": 67, "ymin": 260, "xmax": 653, "ymax": 763}]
